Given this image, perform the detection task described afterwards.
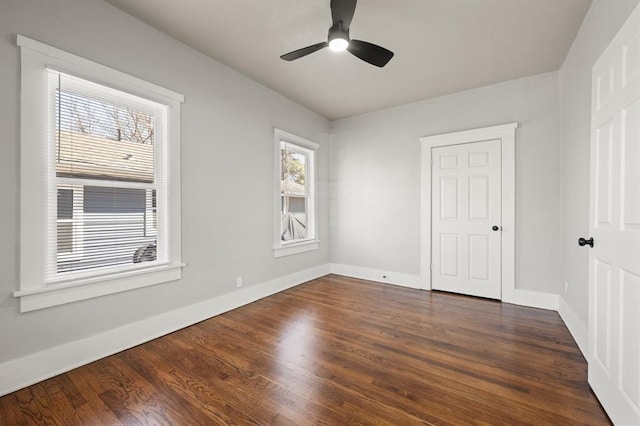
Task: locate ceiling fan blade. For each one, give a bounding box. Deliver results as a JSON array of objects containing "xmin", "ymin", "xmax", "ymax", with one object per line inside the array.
[
  {"xmin": 331, "ymin": 0, "xmax": 357, "ymax": 30},
  {"xmin": 347, "ymin": 39, "xmax": 394, "ymax": 67},
  {"xmin": 280, "ymin": 42, "xmax": 329, "ymax": 61}
]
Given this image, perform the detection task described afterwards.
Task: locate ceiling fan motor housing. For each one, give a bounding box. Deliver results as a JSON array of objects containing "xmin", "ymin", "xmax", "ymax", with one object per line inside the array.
[{"xmin": 328, "ymin": 21, "xmax": 350, "ymax": 43}]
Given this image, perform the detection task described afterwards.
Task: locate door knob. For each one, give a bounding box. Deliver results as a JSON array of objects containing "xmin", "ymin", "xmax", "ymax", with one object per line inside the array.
[
  {"xmin": 492, "ymin": 226, "xmax": 500, "ymax": 231},
  {"xmin": 578, "ymin": 237, "xmax": 594, "ymax": 248}
]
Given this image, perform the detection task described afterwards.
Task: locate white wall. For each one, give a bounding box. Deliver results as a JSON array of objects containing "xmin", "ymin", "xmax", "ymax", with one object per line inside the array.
[
  {"xmin": 0, "ymin": 0, "xmax": 329, "ymax": 364},
  {"xmin": 559, "ymin": 0, "xmax": 640, "ymax": 326},
  {"xmin": 330, "ymin": 72, "xmax": 562, "ymax": 295}
]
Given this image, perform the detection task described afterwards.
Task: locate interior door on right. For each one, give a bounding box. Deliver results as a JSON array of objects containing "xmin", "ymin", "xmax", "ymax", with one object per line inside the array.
[
  {"xmin": 588, "ymin": 3, "xmax": 640, "ymax": 424},
  {"xmin": 431, "ymin": 139, "xmax": 502, "ymax": 299}
]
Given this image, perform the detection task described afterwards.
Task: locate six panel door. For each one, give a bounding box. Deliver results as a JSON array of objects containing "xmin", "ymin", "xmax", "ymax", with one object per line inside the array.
[
  {"xmin": 431, "ymin": 139, "xmax": 502, "ymax": 299},
  {"xmin": 588, "ymin": 3, "xmax": 640, "ymax": 424}
]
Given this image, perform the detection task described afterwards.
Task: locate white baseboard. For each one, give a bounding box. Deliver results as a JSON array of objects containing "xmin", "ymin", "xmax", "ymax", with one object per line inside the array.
[
  {"xmin": 330, "ymin": 263, "xmax": 423, "ymax": 290},
  {"xmin": 512, "ymin": 289, "xmax": 559, "ymax": 311},
  {"xmin": 558, "ymin": 296, "xmax": 588, "ymax": 359},
  {"xmin": 328, "ymin": 264, "xmax": 561, "ymax": 312},
  {"xmin": 0, "ymin": 263, "xmax": 330, "ymax": 397},
  {"xmin": 514, "ymin": 288, "xmax": 558, "ymax": 311}
]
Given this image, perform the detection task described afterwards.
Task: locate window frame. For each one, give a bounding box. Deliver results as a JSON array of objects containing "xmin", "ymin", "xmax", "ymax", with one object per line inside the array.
[
  {"xmin": 273, "ymin": 128, "xmax": 319, "ymax": 257},
  {"xmin": 15, "ymin": 35, "xmax": 184, "ymax": 312},
  {"xmin": 48, "ymin": 73, "xmax": 164, "ymax": 279}
]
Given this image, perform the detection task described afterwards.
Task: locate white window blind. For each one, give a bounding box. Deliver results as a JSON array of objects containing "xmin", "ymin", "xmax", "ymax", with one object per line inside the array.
[{"xmin": 47, "ymin": 71, "xmax": 169, "ymax": 281}]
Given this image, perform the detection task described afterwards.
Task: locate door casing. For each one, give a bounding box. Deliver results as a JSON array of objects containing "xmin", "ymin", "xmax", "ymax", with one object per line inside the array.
[{"xmin": 420, "ymin": 123, "xmax": 517, "ymax": 303}]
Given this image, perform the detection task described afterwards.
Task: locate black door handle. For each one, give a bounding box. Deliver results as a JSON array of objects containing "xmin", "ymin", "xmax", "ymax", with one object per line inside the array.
[
  {"xmin": 492, "ymin": 226, "xmax": 500, "ymax": 231},
  {"xmin": 578, "ymin": 237, "xmax": 594, "ymax": 248}
]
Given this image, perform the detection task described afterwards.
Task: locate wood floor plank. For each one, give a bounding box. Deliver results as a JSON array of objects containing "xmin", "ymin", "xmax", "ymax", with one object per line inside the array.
[
  {"xmin": 189, "ymin": 321, "xmax": 431, "ymax": 425},
  {"xmin": 171, "ymin": 327, "xmax": 341, "ymax": 425},
  {"xmin": 149, "ymin": 330, "xmax": 311, "ymax": 425},
  {"xmin": 65, "ymin": 368, "xmax": 123, "ymax": 425},
  {"xmin": 125, "ymin": 343, "xmax": 265, "ymax": 425},
  {"xmin": 93, "ymin": 356, "xmax": 179, "ymax": 425},
  {"xmin": 0, "ymin": 393, "xmax": 26, "ymax": 426},
  {"xmin": 51, "ymin": 374, "xmax": 86, "ymax": 409},
  {"xmin": 39, "ymin": 379, "xmax": 84, "ymax": 425},
  {"xmin": 202, "ymin": 314, "xmax": 460, "ymax": 424},
  {"xmin": 0, "ymin": 275, "xmax": 611, "ymax": 425}
]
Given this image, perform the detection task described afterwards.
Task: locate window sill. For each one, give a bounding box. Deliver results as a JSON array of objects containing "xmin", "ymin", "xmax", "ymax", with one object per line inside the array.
[
  {"xmin": 273, "ymin": 239, "xmax": 320, "ymax": 258},
  {"xmin": 14, "ymin": 262, "xmax": 185, "ymax": 312}
]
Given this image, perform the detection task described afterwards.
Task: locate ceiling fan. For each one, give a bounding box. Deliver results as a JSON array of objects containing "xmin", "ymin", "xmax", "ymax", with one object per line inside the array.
[{"xmin": 280, "ymin": 0, "xmax": 394, "ymax": 68}]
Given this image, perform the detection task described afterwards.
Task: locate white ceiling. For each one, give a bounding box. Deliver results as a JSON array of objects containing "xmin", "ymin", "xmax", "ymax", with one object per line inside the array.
[{"xmin": 105, "ymin": 0, "xmax": 591, "ymax": 120}]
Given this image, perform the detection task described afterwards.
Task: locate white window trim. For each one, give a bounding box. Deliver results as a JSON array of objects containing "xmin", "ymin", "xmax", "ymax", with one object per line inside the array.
[
  {"xmin": 15, "ymin": 35, "xmax": 185, "ymax": 312},
  {"xmin": 273, "ymin": 128, "xmax": 319, "ymax": 257}
]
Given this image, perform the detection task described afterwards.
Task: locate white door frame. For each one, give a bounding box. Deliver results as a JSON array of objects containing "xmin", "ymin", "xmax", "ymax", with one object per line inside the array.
[{"xmin": 420, "ymin": 123, "xmax": 517, "ymax": 303}]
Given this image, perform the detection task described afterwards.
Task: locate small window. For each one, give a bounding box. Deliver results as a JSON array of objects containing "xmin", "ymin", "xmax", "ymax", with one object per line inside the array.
[
  {"xmin": 281, "ymin": 144, "xmax": 309, "ymax": 241},
  {"xmin": 16, "ymin": 35, "xmax": 184, "ymax": 312},
  {"xmin": 273, "ymin": 129, "xmax": 319, "ymax": 257}
]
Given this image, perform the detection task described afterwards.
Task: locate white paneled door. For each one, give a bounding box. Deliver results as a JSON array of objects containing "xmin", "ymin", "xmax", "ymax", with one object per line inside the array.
[
  {"xmin": 588, "ymin": 3, "xmax": 640, "ymax": 425},
  {"xmin": 431, "ymin": 139, "xmax": 502, "ymax": 299}
]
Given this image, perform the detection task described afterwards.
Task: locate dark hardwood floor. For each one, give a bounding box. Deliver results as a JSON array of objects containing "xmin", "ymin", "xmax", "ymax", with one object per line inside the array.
[{"xmin": 0, "ymin": 274, "xmax": 610, "ymax": 425}]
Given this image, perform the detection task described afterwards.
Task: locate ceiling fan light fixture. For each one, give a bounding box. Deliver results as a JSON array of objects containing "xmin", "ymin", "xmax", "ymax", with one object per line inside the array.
[
  {"xmin": 329, "ymin": 37, "xmax": 349, "ymax": 52},
  {"xmin": 280, "ymin": 0, "xmax": 394, "ymax": 67}
]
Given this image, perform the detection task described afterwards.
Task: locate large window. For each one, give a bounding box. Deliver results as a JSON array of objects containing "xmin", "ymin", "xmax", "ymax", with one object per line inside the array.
[
  {"xmin": 51, "ymin": 72, "xmax": 161, "ymax": 275},
  {"xmin": 273, "ymin": 129, "xmax": 319, "ymax": 257},
  {"xmin": 16, "ymin": 35, "xmax": 184, "ymax": 312}
]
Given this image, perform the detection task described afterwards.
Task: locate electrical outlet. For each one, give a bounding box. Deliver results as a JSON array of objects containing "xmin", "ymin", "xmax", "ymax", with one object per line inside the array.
[
  {"xmin": 236, "ymin": 276, "xmax": 243, "ymax": 288},
  {"xmin": 564, "ymin": 281, "xmax": 569, "ymax": 293}
]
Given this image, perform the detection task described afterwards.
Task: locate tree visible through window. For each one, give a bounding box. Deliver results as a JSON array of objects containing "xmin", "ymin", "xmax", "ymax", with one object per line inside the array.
[{"xmin": 58, "ymin": 90, "xmax": 154, "ymax": 146}]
